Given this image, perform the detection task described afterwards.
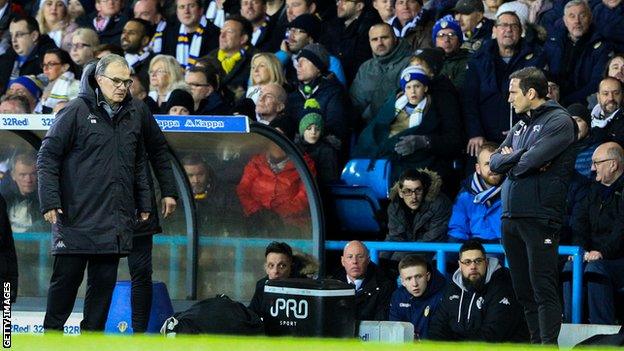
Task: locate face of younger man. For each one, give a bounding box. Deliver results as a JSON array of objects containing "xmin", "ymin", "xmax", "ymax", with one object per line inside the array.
[{"xmin": 400, "ymin": 264, "xmax": 430, "ymax": 298}]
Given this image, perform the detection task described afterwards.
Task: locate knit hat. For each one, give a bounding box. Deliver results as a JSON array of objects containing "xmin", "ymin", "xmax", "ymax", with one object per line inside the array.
[
  {"xmin": 40, "ymin": 0, "xmax": 68, "ymax": 8},
  {"xmin": 400, "ymin": 66, "xmax": 430, "ymax": 90},
  {"xmin": 432, "ymin": 15, "xmax": 463, "ymax": 45},
  {"xmin": 299, "ymin": 112, "xmax": 323, "ymax": 136},
  {"xmin": 8, "ymin": 76, "xmax": 44, "ymax": 99},
  {"xmin": 298, "ymin": 43, "xmax": 330, "ymax": 73},
  {"xmin": 164, "ymin": 89, "xmax": 195, "ymax": 114},
  {"xmin": 453, "ymin": 0, "xmax": 484, "ymax": 14},
  {"xmin": 413, "ymin": 47, "xmax": 445, "ymax": 76},
  {"xmin": 567, "ymin": 103, "xmax": 591, "ymax": 127},
  {"xmin": 496, "ymin": 1, "xmax": 529, "ymax": 28},
  {"xmin": 288, "ymin": 14, "xmax": 322, "ymax": 42}
]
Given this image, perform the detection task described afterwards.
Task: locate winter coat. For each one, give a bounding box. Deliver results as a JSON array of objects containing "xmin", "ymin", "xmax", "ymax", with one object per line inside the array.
[
  {"xmin": 0, "ymin": 194, "xmax": 17, "ymax": 303},
  {"xmin": 448, "ymin": 176, "xmax": 502, "ymax": 242},
  {"xmin": 0, "ymin": 34, "xmax": 57, "ymax": 96},
  {"xmin": 76, "ymin": 11, "xmax": 129, "ymax": 45},
  {"xmin": 572, "ymin": 174, "xmax": 624, "ymax": 259},
  {"xmin": 590, "ymin": 109, "xmax": 624, "ymax": 148},
  {"xmin": 349, "ymin": 39, "xmax": 412, "ymax": 123},
  {"xmin": 161, "ymin": 21, "xmax": 220, "ymax": 62},
  {"xmin": 294, "ymin": 134, "xmax": 340, "ymax": 184},
  {"xmin": 196, "ymin": 93, "xmax": 231, "ymax": 115},
  {"xmin": 37, "ymin": 62, "xmax": 152, "ymax": 255},
  {"xmin": 591, "ymin": 2, "xmax": 624, "ymax": 53},
  {"xmin": 543, "ymin": 25, "xmax": 612, "ymax": 106},
  {"xmin": 389, "ymin": 269, "xmax": 447, "ymax": 339},
  {"xmin": 460, "ymin": 18, "xmax": 494, "ymax": 54},
  {"xmin": 428, "ymin": 258, "xmax": 529, "ymax": 342},
  {"xmin": 331, "ymin": 261, "xmax": 395, "ymax": 321},
  {"xmin": 440, "ymin": 48, "xmax": 470, "ymax": 90},
  {"xmin": 463, "ymin": 39, "xmax": 545, "ymax": 143},
  {"xmin": 490, "ymin": 100, "xmax": 577, "ymax": 222}
]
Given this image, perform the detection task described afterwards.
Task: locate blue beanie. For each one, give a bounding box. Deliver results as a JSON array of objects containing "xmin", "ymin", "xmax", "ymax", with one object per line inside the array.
[
  {"xmin": 8, "ymin": 76, "xmax": 44, "ymax": 99},
  {"xmin": 432, "ymin": 15, "xmax": 463, "ymax": 45},
  {"xmin": 400, "ymin": 66, "xmax": 429, "ymax": 90}
]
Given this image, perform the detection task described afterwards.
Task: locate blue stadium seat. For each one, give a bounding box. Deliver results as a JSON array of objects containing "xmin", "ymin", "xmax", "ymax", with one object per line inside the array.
[
  {"xmin": 341, "ymin": 159, "xmax": 391, "ymax": 200},
  {"xmin": 326, "ymin": 184, "xmax": 383, "ymax": 236}
]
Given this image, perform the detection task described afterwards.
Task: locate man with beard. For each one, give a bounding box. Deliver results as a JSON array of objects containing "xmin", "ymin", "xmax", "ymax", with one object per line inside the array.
[
  {"xmin": 589, "ymin": 77, "xmax": 624, "ymax": 147},
  {"xmin": 428, "ymin": 240, "xmax": 528, "ymax": 342},
  {"xmin": 120, "ymin": 18, "xmax": 154, "ymax": 88},
  {"xmin": 448, "ymin": 142, "xmax": 503, "ymax": 243}
]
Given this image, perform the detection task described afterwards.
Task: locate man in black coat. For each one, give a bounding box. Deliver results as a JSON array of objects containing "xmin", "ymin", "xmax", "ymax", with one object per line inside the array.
[
  {"xmin": 490, "ymin": 67, "xmax": 576, "ymax": 344},
  {"xmin": 38, "ymin": 55, "xmax": 152, "ymax": 332},
  {"xmin": 0, "ymin": 193, "xmax": 18, "ymax": 303},
  {"xmin": 331, "ymin": 240, "xmax": 394, "ymax": 321},
  {"xmin": 0, "ymin": 15, "xmax": 56, "ymax": 95},
  {"xmin": 76, "ymin": 0, "xmax": 129, "ymax": 45}
]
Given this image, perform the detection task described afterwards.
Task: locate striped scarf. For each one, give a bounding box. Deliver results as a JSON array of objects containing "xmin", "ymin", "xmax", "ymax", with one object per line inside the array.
[
  {"xmin": 470, "ymin": 172, "xmax": 501, "ymax": 207},
  {"xmin": 149, "ymin": 20, "xmax": 167, "ymax": 54},
  {"xmin": 176, "ymin": 16, "xmax": 209, "ymax": 68},
  {"xmin": 39, "ymin": 71, "xmax": 77, "ymax": 111},
  {"xmin": 125, "ymin": 49, "xmax": 151, "ymax": 71}
]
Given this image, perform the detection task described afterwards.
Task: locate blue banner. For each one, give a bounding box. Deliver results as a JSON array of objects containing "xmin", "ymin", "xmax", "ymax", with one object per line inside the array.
[{"xmin": 154, "ymin": 115, "xmax": 249, "ymax": 133}]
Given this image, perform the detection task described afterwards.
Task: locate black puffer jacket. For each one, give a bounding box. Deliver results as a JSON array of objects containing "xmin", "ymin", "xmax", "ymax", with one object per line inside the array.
[
  {"xmin": 37, "ymin": 62, "xmax": 152, "ymax": 255},
  {"xmin": 0, "ymin": 34, "xmax": 57, "ymax": 96}
]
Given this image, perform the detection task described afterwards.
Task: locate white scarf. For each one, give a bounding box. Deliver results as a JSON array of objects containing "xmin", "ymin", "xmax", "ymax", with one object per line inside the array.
[
  {"xmin": 149, "ymin": 20, "xmax": 167, "ymax": 54},
  {"xmin": 48, "ymin": 29, "xmax": 63, "ymax": 48},
  {"xmin": 394, "ymin": 95, "xmax": 428, "ymax": 128},
  {"xmin": 39, "ymin": 71, "xmax": 77, "ymax": 111},
  {"xmin": 125, "ymin": 49, "xmax": 151, "ymax": 70},
  {"xmin": 206, "ymin": 1, "xmax": 225, "ymax": 28},
  {"xmin": 176, "ymin": 16, "xmax": 209, "ymax": 68},
  {"xmin": 391, "ymin": 9, "xmax": 424, "ymax": 38},
  {"xmin": 591, "ymin": 104, "xmax": 619, "ymax": 129},
  {"xmin": 148, "ymin": 90, "xmax": 172, "ymax": 105}
]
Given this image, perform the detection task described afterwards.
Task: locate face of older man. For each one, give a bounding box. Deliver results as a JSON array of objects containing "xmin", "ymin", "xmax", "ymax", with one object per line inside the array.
[
  {"xmin": 563, "ymin": 3, "xmax": 591, "ymax": 41},
  {"xmin": 256, "ymin": 84, "xmax": 285, "ymax": 118},
  {"xmin": 341, "ymin": 241, "xmax": 370, "ymax": 281},
  {"xmin": 598, "ymin": 79, "xmax": 623, "ymax": 116},
  {"xmin": 494, "ymin": 13, "xmax": 521, "ymax": 50},
  {"xmin": 96, "ymin": 61, "xmax": 132, "ymax": 104},
  {"xmin": 12, "ymin": 160, "xmax": 37, "ymax": 195}
]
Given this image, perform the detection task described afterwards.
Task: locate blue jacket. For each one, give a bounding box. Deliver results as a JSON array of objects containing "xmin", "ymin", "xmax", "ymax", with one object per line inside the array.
[
  {"xmin": 592, "ymin": 2, "xmax": 624, "ymax": 53},
  {"xmin": 389, "ymin": 269, "xmax": 447, "ymax": 339},
  {"xmin": 543, "ymin": 25, "xmax": 612, "ymax": 106},
  {"xmin": 463, "ymin": 39, "xmax": 545, "ymax": 143},
  {"xmin": 448, "ymin": 178, "xmax": 502, "ymax": 242}
]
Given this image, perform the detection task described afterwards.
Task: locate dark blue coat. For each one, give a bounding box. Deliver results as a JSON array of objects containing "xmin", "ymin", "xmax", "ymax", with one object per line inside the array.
[
  {"xmin": 543, "ymin": 25, "xmax": 612, "ymax": 106},
  {"xmin": 592, "ymin": 2, "xmax": 624, "ymax": 53},
  {"xmin": 389, "ymin": 269, "xmax": 447, "ymax": 339},
  {"xmin": 463, "ymin": 39, "xmax": 545, "ymax": 143}
]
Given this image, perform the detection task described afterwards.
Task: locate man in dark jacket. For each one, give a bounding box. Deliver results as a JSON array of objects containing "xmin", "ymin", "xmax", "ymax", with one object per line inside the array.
[
  {"xmin": 463, "ymin": 11, "xmax": 545, "ymax": 156},
  {"xmin": 543, "ymin": 0, "xmax": 612, "ymax": 106},
  {"xmin": 589, "ymin": 77, "xmax": 624, "ymax": 147},
  {"xmin": 591, "ymin": 0, "xmax": 624, "ymax": 53},
  {"xmin": 248, "ymin": 241, "xmax": 295, "ymax": 317},
  {"xmin": 38, "ymin": 55, "xmax": 152, "ymax": 332},
  {"xmin": 0, "ymin": 15, "xmax": 56, "ymax": 95},
  {"xmin": 240, "ymin": 0, "xmax": 280, "ymax": 51},
  {"xmin": 490, "ymin": 67, "xmax": 576, "ymax": 344},
  {"xmin": 453, "ymin": 0, "xmax": 494, "ymax": 53},
  {"xmin": 332, "ymin": 240, "xmax": 394, "ymax": 321},
  {"xmin": 76, "ymin": 0, "xmax": 129, "ymax": 45},
  {"xmin": 428, "ymin": 240, "xmax": 528, "ymax": 342},
  {"xmin": 0, "ymin": 193, "xmax": 17, "ymax": 303},
  {"xmin": 389, "ymin": 254, "xmax": 447, "ymax": 339},
  {"xmin": 433, "ymin": 15, "xmax": 470, "ymax": 90},
  {"xmin": 565, "ymin": 142, "xmax": 624, "ymax": 325}
]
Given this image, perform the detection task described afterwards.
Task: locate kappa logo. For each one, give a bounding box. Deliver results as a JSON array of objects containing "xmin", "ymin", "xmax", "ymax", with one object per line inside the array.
[
  {"xmin": 499, "ymin": 297, "xmax": 510, "ymax": 305},
  {"xmin": 544, "ymin": 238, "xmax": 553, "ymax": 245},
  {"xmin": 476, "ymin": 296, "xmax": 484, "ymax": 310},
  {"xmin": 88, "ymin": 114, "xmax": 97, "ymax": 124},
  {"xmin": 55, "ymin": 240, "xmax": 66, "ymax": 249},
  {"xmin": 449, "ymin": 294, "xmax": 460, "ymax": 301}
]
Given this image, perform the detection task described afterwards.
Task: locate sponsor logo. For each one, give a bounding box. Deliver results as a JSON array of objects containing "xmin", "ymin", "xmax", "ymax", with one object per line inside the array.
[
  {"xmin": 270, "ymin": 298, "xmax": 308, "ymax": 319},
  {"xmin": 499, "ymin": 297, "xmax": 510, "ymax": 305},
  {"xmin": 476, "ymin": 296, "xmax": 484, "ymax": 310},
  {"xmin": 399, "ymin": 303, "xmax": 411, "ymax": 308},
  {"xmin": 449, "ymin": 294, "xmax": 460, "ymax": 301}
]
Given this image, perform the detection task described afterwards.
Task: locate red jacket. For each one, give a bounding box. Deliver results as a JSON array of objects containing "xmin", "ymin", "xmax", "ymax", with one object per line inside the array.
[{"xmin": 236, "ymin": 153, "xmax": 316, "ymax": 226}]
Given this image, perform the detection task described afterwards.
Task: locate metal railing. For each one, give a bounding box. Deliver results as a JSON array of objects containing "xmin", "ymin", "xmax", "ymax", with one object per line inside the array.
[{"xmin": 325, "ymin": 241, "xmax": 584, "ymax": 324}]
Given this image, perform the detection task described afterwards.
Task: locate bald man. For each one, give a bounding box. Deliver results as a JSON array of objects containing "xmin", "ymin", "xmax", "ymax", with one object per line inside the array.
[
  {"xmin": 331, "ymin": 240, "xmax": 394, "ymax": 320},
  {"xmin": 566, "ymin": 142, "xmax": 624, "ymax": 324}
]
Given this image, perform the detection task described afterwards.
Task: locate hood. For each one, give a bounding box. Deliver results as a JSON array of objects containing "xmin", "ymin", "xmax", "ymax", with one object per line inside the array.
[
  {"xmin": 375, "ymin": 39, "xmax": 411, "ymax": 65},
  {"xmin": 528, "ymin": 100, "xmax": 568, "ymax": 120},
  {"xmin": 389, "ymin": 168, "xmax": 442, "ymax": 203},
  {"xmin": 78, "ymin": 61, "xmax": 133, "ymax": 107},
  {"xmin": 452, "ymin": 257, "xmax": 501, "ymax": 292}
]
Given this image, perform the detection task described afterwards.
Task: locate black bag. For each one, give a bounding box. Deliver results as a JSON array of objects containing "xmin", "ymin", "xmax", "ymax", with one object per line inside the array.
[{"xmin": 161, "ymin": 295, "xmax": 264, "ymax": 335}]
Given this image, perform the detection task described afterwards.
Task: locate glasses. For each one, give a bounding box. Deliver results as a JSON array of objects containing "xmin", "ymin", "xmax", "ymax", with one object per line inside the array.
[
  {"xmin": 459, "ymin": 257, "xmax": 486, "ymax": 266},
  {"xmin": 149, "ymin": 68, "xmax": 167, "ymax": 76},
  {"xmin": 42, "ymin": 62, "xmax": 62, "ymax": 69},
  {"xmin": 592, "ymin": 158, "xmax": 614, "ymax": 167},
  {"xmin": 436, "ymin": 32, "xmax": 457, "ymax": 39},
  {"xmin": 69, "ymin": 43, "xmax": 91, "ymax": 50},
  {"xmin": 11, "ymin": 31, "xmax": 32, "ymax": 40},
  {"xmin": 101, "ymin": 75, "xmax": 133, "ymax": 88},
  {"xmin": 496, "ymin": 22, "xmax": 521, "ymax": 31},
  {"xmin": 400, "ymin": 187, "xmax": 424, "ymax": 197},
  {"xmin": 336, "ymin": 0, "xmax": 358, "ymax": 3},
  {"xmin": 188, "ymin": 82, "xmax": 210, "ymax": 88}
]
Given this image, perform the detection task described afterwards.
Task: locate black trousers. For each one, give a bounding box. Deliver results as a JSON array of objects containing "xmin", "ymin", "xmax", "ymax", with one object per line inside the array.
[
  {"xmin": 128, "ymin": 235, "xmax": 153, "ymax": 333},
  {"xmin": 502, "ymin": 217, "xmax": 562, "ymax": 344},
  {"xmin": 44, "ymin": 254, "xmax": 120, "ymax": 332}
]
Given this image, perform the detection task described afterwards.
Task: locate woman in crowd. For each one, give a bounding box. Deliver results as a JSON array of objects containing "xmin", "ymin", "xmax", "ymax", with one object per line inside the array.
[
  {"xmin": 36, "ymin": 0, "xmax": 78, "ymax": 52},
  {"xmin": 246, "ymin": 53, "xmax": 286, "ymax": 103},
  {"xmin": 69, "ymin": 28, "xmax": 99, "ymax": 72},
  {"xmin": 147, "ymin": 54, "xmax": 188, "ymax": 113},
  {"xmin": 35, "ymin": 48, "xmax": 79, "ymax": 114}
]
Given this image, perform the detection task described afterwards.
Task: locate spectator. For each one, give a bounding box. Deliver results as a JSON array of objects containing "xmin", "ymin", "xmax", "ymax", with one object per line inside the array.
[
  {"xmin": 286, "ymin": 42, "xmax": 350, "ymax": 141},
  {"xmin": 254, "ymin": 82, "xmax": 289, "ymax": 126},
  {"xmin": 35, "ymin": 48, "xmax": 79, "ymax": 114},
  {"xmin": 6, "ymin": 75, "xmax": 44, "ymax": 113},
  {"xmin": 147, "ymin": 54, "xmax": 187, "ymax": 112},
  {"xmin": 350, "ymin": 22, "xmax": 411, "ymax": 124},
  {"xmin": 133, "ymin": 0, "xmax": 168, "ymax": 54},
  {"xmin": 68, "ymin": 27, "xmax": 99, "ymax": 70},
  {"xmin": 294, "ymin": 111, "xmax": 340, "ymax": 184},
  {"xmin": 390, "ymin": 0, "xmax": 434, "ymax": 49},
  {"xmin": 0, "ymin": 15, "xmax": 56, "ymax": 96},
  {"xmin": 587, "ymin": 54, "xmax": 624, "ymax": 108},
  {"xmin": 0, "ymin": 2, "xmax": 27, "ymax": 57},
  {"xmin": 448, "ymin": 142, "xmax": 503, "ymax": 243},
  {"xmin": 565, "ymin": 142, "xmax": 624, "ymax": 325},
  {"xmin": 453, "ymin": 0, "xmax": 494, "ymax": 53},
  {"xmin": 205, "ymin": 15, "xmax": 256, "ymax": 99},
  {"xmin": 68, "ymin": 0, "xmax": 87, "ymax": 20},
  {"xmin": 373, "ymin": 0, "xmax": 394, "ymax": 22},
  {"xmin": 433, "ymin": 15, "xmax": 470, "ymax": 89},
  {"xmin": 592, "ymin": 0, "xmax": 624, "ymax": 53},
  {"xmin": 463, "ymin": 11, "xmax": 544, "ymax": 155},
  {"xmin": 0, "ymin": 94, "xmax": 30, "ymax": 113},
  {"xmin": 130, "ymin": 74, "xmax": 148, "ymax": 100},
  {"xmin": 161, "ymin": 0, "xmax": 220, "ymax": 68},
  {"xmin": 240, "ymin": 0, "xmax": 280, "ymax": 51},
  {"xmin": 246, "ymin": 52, "xmax": 285, "ymax": 103},
  {"xmin": 428, "ymin": 240, "xmax": 528, "ymax": 342},
  {"xmin": 569, "ymin": 103, "xmax": 596, "ymax": 178},
  {"xmin": 185, "ymin": 65, "xmax": 230, "ymax": 114},
  {"xmin": 121, "ymin": 18, "xmax": 155, "ymax": 87},
  {"xmin": 331, "ymin": 240, "xmax": 395, "ymax": 321},
  {"xmin": 36, "ymin": 0, "xmax": 78, "ymax": 52},
  {"xmin": 590, "ymin": 77, "xmax": 624, "ymax": 147},
  {"xmin": 0, "ymin": 193, "xmax": 17, "ymax": 303},
  {"xmin": 320, "ymin": 0, "xmax": 378, "ymax": 85},
  {"xmin": 76, "ymin": 0, "xmax": 128, "ymax": 45},
  {"xmin": 163, "ymin": 88, "xmax": 195, "ymax": 114},
  {"xmin": 483, "ymin": 0, "xmax": 503, "ymax": 19},
  {"xmin": 382, "ymin": 169, "xmax": 451, "ymax": 261},
  {"xmin": 94, "ymin": 43, "xmax": 125, "ymax": 58},
  {"xmin": 544, "ymin": 0, "xmax": 612, "ymax": 106},
  {"xmin": 389, "ymin": 254, "xmax": 447, "ymax": 340}
]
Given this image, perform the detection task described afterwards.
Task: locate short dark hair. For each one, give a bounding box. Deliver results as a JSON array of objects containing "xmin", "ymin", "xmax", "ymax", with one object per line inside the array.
[
  {"xmin": 265, "ymin": 241, "xmax": 293, "ymax": 259},
  {"xmin": 509, "ymin": 67, "xmax": 549, "ymax": 99},
  {"xmin": 11, "ymin": 15, "xmax": 40, "ymax": 34},
  {"xmin": 187, "ymin": 65, "xmax": 220, "ymax": 90},
  {"xmin": 603, "ymin": 54, "xmax": 624, "ymax": 79},
  {"xmin": 398, "ymin": 254, "xmax": 429, "ymax": 272},
  {"xmin": 181, "ymin": 153, "xmax": 208, "ymax": 168},
  {"xmin": 12, "ymin": 152, "xmax": 37, "ymax": 169},
  {"xmin": 0, "ymin": 94, "xmax": 30, "ymax": 113},
  {"xmin": 240, "ymin": 0, "xmax": 267, "ymax": 5},
  {"xmin": 225, "ymin": 14, "xmax": 253, "ymax": 43},
  {"xmin": 43, "ymin": 48, "xmax": 78, "ymax": 76},
  {"xmin": 369, "ymin": 22, "xmax": 396, "ymax": 39},
  {"xmin": 600, "ymin": 76, "xmax": 623, "ymax": 92},
  {"xmin": 398, "ymin": 169, "xmax": 431, "ymax": 195},
  {"xmin": 459, "ymin": 240, "xmax": 487, "ymax": 258},
  {"xmin": 479, "ymin": 141, "xmax": 499, "ymax": 155},
  {"xmin": 127, "ymin": 17, "xmax": 155, "ymax": 39}
]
